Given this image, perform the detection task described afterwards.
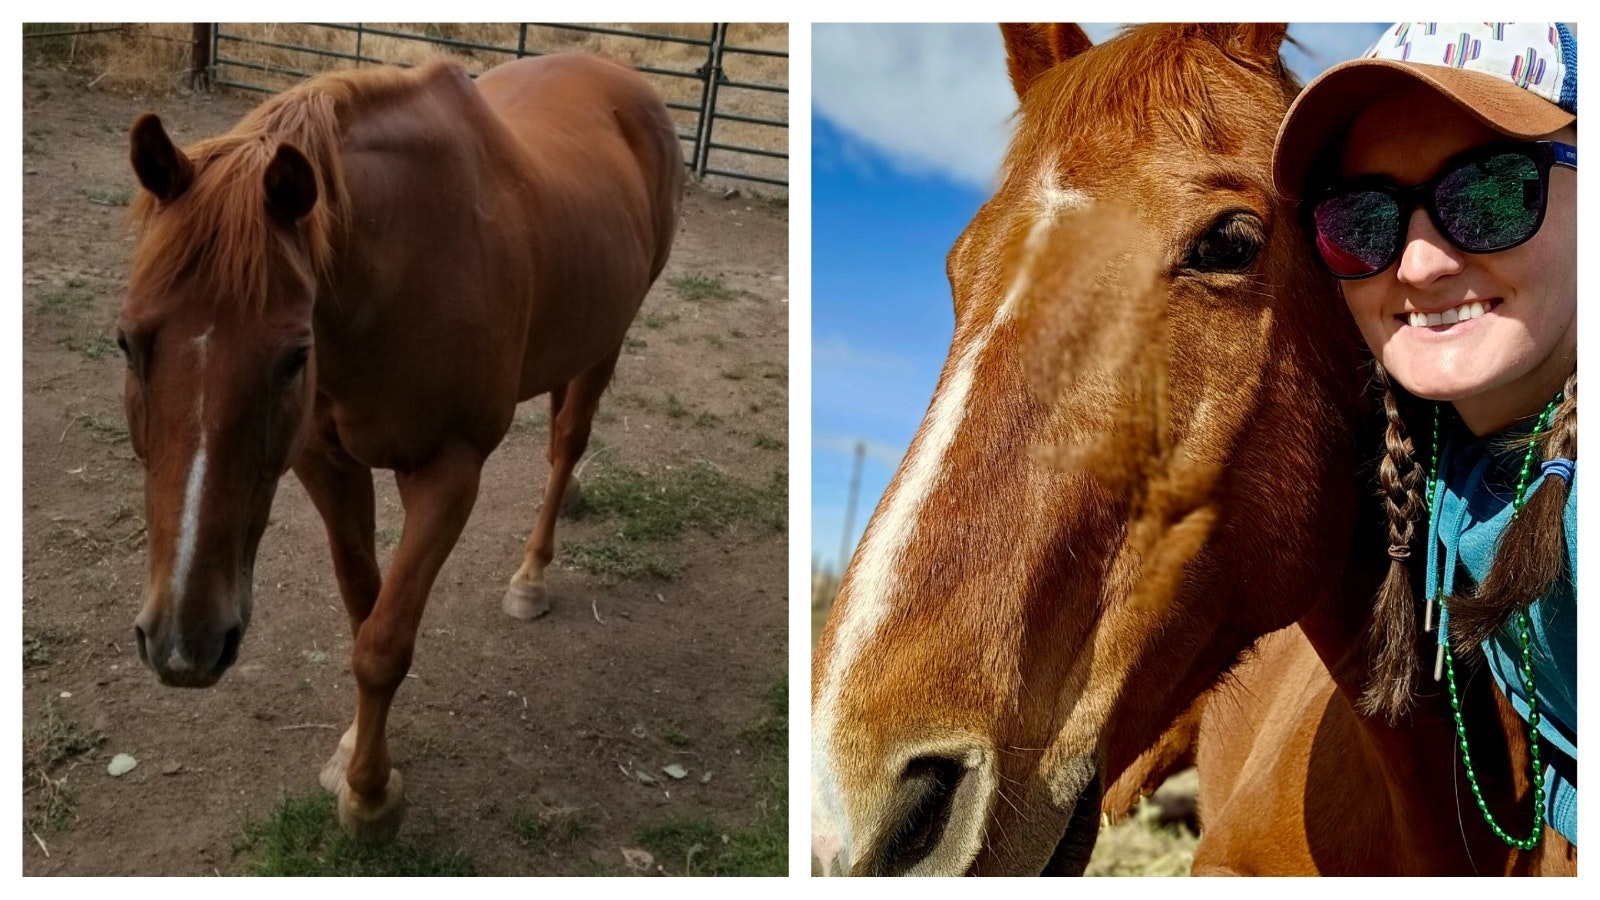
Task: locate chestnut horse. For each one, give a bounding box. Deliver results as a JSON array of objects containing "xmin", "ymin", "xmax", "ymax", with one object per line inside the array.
[
  {"xmin": 121, "ymin": 54, "xmax": 681, "ymax": 838},
  {"xmin": 811, "ymin": 23, "xmax": 1567, "ymax": 875}
]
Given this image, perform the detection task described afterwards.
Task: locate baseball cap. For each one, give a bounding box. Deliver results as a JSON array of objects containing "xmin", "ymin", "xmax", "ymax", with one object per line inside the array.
[{"xmin": 1274, "ymin": 23, "xmax": 1577, "ymax": 200}]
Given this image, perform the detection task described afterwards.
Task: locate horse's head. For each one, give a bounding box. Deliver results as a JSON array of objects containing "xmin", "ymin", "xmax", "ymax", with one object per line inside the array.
[
  {"xmin": 121, "ymin": 113, "xmax": 331, "ymax": 687},
  {"xmin": 812, "ymin": 24, "xmax": 1366, "ymax": 875}
]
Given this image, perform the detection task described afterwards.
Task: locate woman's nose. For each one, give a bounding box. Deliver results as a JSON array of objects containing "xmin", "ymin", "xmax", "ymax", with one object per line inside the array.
[{"xmin": 1394, "ymin": 207, "xmax": 1466, "ymax": 287}]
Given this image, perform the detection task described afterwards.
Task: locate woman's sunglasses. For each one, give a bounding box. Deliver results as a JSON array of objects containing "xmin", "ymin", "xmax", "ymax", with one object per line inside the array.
[{"xmin": 1304, "ymin": 140, "xmax": 1577, "ymax": 279}]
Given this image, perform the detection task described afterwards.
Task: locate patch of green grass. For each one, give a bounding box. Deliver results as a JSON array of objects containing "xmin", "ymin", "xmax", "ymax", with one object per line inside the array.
[
  {"xmin": 661, "ymin": 722, "xmax": 692, "ymax": 748},
  {"xmin": 377, "ymin": 524, "xmax": 402, "ymax": 551},
  {"xmin": 721, "ymin": 360, "xmax": 786, "ymax": 385},
  {"xmin": 237, "ymin": 792, "xmax": 475, "ymax": 876},
  {"xmin": 81, "ymin": 415, "xmax": 129, "ymax": 444},
  {"xmin": 60, "ymin": 331, "xmax": 118, "ymax": 361},
  {"xmin": 82, "ymin": 187, "xmax": 132, "ymax": 207},
  {"xmin": 671, "ymin": 272, "xmax": 737, "ymax": 304},
  {"xmin": 640, "ymin": 310, "xmax": 680, "ymax": 329},
  {"xmin": 571, "ymin": 461, "xmax": 786, "ymax": 542},
  {"xmin": 703, "ymin": 333, "xmax": 728, "ymax": 350},
  {"xmin": 742, "ymin": 675, "xmax": 788, "ymax": 756},
  {"xmin": 562, "ymin": 462, "xmax": 783, "ymax": 580},
  {"xmin": 635, "ymin": 675, "xmax": 787, "ymax": 876},
  {"xmin": 513, "ymin": 806, "xmax": 594, "ymax": 849},
  {"xmin": 623, "ymin": 334, "xmax": 648, "ymax": 352},
  {"xmin": 665, "ymin": 394, "xmax": 689, "ymax": 419},
  {"xmin": 31, "ymin": 699, "xmax": 105, "ymax": 768},
  {"xmin": 24, "ymin": 699, "xmax": 107, "ymax": 832},
  {"xmin": 752, "ymin": 433, "xmax": 784, "ymax": 452},
  {"xmin": 23, "ymin": 627, "xmax": 70, "ymax": 669},
  {"xmin": 511, "ymin": 410, "xmax": 549, "ymax": 434},
  {"xmin": 563, "ymin": 538, "xmax": 683, "ymax": 580},
  {"xmin": 693, "ymin": 411, "xmax": 719, "ymax": 428},
  {"xmin": 36, "ymin": 278, "xmax": 93, "ymax": 315}
]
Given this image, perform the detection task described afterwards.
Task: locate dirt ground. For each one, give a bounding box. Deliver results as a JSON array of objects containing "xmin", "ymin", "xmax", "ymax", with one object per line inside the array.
[{"xmin": 20, "ymin": 60, "xmax": 788, "ymax": 875}]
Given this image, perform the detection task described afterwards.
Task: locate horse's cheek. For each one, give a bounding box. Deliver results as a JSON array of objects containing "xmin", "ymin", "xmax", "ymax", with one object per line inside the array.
[{"xmin": 274, "ymin": 380, "xmax": 315, "ymax": 473}]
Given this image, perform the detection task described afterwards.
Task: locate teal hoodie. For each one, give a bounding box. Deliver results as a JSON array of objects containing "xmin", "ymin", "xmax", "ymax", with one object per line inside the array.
[{"xmin": 1430, "ymin": 422, "xmax": 1577, "ymax": 846}]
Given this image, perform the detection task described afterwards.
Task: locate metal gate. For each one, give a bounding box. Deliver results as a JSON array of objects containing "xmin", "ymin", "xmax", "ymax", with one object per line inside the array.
[{"xmin": 198, "ymin": 23, "xmax": 788, "ymax": 189}]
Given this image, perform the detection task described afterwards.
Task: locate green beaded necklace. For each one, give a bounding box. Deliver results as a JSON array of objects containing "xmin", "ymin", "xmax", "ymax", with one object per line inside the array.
[{"xmin": 1425, "ymin": 395, "xmax": 1560, "ymax": 850}]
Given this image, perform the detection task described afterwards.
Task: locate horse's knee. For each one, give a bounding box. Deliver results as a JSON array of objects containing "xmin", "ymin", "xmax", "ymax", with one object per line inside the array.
[{"xmin": 352, "ymin": 631, "xmax": 413, "ymax": 695}]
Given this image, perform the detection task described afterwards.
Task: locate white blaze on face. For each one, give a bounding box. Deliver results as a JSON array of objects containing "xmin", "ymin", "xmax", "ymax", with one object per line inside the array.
[
  {"xmin": 169, "ymin": 328, "xmax": 212, "ymax": 620},
  {"xmin": 811, "ymin": 169, "xmax": 1090, "ymax": 865}
]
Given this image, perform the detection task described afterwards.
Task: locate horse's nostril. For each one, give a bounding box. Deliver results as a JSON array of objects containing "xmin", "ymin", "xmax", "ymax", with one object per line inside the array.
[
  {"xmin": 133, "ymin": 624, "xmax": 151, "ymax": 667},
  {"xmin": 876, "ymin": 755, "xmax": 969, "ymax": 876},
  {"xmin": 217, "ymin": 625, "xmax": 242, "ymax": 671}
]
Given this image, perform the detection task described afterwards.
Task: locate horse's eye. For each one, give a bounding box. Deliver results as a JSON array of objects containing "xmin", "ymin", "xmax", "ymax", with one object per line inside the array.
[
  {"xmin": 281, "ymin": 345, "xmax": 310, "ymax": 382},
  {"xmin": 1182, "ymin": 212, "xmax": 1264, "ymax": 274}
]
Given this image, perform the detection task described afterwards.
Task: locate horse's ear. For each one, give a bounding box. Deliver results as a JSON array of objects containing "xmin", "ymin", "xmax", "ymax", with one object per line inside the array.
[
  {"xmin": 130, "ymin": 113, "xmax": 193, "ymax": 203},
  {"xmin": 263, "ymin": 143, "xmax": 318, "ymax": 223},
  {"xmin": 1197, "ymin": 23, "xmax": 1289, "ymax": 68},
  {"xmin": 1001, "ymin": 24, "xmax": 1093, "ymax": 99}
]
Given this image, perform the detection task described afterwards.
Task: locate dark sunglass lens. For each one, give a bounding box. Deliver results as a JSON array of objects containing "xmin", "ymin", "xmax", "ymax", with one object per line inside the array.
[
  {"xmin": 1312, "ymin": 190, "xmax": 1399, "ymax": 276},
  {"xmin": 1435, "ymin": 151, "xmax": 1542, "ymax": 251}
]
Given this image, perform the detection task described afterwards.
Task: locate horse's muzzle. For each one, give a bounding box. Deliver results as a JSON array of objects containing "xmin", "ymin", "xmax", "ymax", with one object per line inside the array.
[{"xmin": 133, "ymin": 612, "xmax": 244, "ymax": 688}]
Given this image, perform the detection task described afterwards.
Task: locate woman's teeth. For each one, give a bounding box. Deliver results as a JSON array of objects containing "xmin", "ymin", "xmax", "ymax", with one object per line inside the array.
[{"xmin": 1408, "ymin": 301, "xmax": 1487, "ymax": 328}]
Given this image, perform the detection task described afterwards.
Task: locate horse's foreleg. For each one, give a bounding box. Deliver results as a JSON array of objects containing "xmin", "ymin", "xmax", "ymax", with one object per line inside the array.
[
  {"xmin": 504, "ymin": 348, "xmax": 622, "ymax": 621},
  {"xmin": 338, "ymin": 445, "xmax": 483, "ymax": 841},
  {"xmin": 293, "ymin": 444, "xmax": 381, "ymax": 638},
  {"xmin": 293, "ymin": 444, "xmax": 381, "ymax": 793}
]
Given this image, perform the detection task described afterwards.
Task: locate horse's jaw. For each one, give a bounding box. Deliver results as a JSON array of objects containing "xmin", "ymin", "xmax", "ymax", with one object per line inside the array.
[{"xmin": 1041, "ymin": 772, "xmax": 1104, "ymax": 875}]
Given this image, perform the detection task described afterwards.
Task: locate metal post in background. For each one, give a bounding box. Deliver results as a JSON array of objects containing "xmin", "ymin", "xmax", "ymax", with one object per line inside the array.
[
  {"xmin": 839, "ymin": 440, "xmax": 865, "ymax": 578},
  {"xmin": 694, "ymin": 23, "xmax": 727, "ymax": 179},
  {"xmin": 689, "ymin": 23, "xmax": 720, "ymax": 181},
  {"xmin": 190, "ymin": 24, "xmax": 213, "ymax": 89}
]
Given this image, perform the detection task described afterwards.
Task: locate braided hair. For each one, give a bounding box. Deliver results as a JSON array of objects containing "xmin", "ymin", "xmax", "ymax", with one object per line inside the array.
[
  {"xmin": 1360, "ymin": 368, "xmax": 1578, "ymax": 722},
  {"xmin": 1445, "ymin": 370, "xmax": 1578, "ymax": 653}
]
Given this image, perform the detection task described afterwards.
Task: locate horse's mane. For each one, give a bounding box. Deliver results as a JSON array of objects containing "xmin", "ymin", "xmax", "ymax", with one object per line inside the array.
[
  {"xmin": 129, "ymin": 59, "xmax": 460, "ymax": 311},
  {"xmin": 1007, "ymin": 24, "xmax": 1299, "ymax": 176}
]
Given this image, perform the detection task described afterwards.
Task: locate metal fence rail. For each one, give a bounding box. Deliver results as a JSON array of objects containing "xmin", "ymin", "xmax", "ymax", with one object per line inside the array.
[{"xmin": 202, "ymin": 23, "xmax": 787, "ymax": 190}]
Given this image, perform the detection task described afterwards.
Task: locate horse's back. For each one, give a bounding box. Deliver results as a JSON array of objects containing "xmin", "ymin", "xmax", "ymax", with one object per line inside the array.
[
  {"xmin": 316, "ymin": 55, "xmax": 682, "ymax": 462},
  {"xmin": 472, "ymin": 55, "xmax": 683, "ymax": 396},
  {"xmin": 475, "ymin": 54, "xmax": 683, "ymax": 275}
]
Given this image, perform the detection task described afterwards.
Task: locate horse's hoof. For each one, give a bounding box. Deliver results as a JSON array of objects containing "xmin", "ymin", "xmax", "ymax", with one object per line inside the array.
[
  {"xmin": 337, "ymin": 768, "xmax": 406, "ymax": 842},
  {"xmin": 319, "ymin": 724, "xmax": 357, "ymax": 793},
  {"xmin": 503, "ymin": 580, "xmax": 551, "ymax": 621}
]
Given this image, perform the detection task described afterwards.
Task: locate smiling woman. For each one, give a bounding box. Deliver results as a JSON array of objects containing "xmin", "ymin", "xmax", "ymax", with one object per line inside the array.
[{"xmin": 1275, "ymin": 21, "xmax": 1578, "ymax": 854}]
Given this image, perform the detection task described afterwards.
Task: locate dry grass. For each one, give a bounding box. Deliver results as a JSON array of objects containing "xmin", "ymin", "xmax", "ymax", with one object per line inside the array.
[{"xmin": 22, "ymin": 23, "xmax": 787, "ymax": 189}]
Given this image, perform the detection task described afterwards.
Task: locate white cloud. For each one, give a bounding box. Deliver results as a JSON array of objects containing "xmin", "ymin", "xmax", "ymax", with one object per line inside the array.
[
  {"xmin": 813, "ymin": 23, "xmax": 1015, "ymax": 188},
  {"xmin": 814, "ymin": 23, "xmax": 1388, "ymax": 190}
]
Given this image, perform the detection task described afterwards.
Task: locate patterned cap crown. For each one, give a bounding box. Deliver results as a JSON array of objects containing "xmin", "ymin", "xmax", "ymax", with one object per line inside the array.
[{"xmin": 1367, "ymin": 22, "xmax": 1577, "ymax": 114}]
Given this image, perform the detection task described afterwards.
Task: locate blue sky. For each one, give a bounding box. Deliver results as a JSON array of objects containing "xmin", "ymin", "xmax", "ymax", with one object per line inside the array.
[{"xmin": 811, "ymin": 23, "xmax": 1390, "ymax": 573}]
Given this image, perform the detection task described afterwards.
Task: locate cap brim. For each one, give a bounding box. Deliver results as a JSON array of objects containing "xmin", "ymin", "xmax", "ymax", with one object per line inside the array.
[{"xmin": 1273, "ymin": 58, "xmax": 1576, "ymax": 201}]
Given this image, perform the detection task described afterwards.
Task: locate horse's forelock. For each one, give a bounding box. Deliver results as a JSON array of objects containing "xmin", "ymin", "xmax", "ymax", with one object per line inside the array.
[
  {"xmin": 1010, "ymin": 25, "xmax": 1294, "ymax": 173},
  {"xmin": 126, "ymin": 63, "xmax": 435, "ymax": 314}
]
